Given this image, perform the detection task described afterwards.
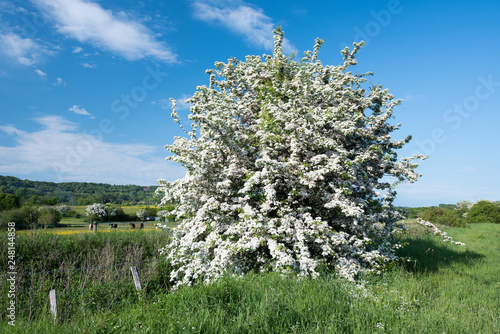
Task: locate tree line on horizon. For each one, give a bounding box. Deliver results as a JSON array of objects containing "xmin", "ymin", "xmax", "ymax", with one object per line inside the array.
[{"xmin": 0, "ymin": 175, "xmax": 160, "ymax": 206}]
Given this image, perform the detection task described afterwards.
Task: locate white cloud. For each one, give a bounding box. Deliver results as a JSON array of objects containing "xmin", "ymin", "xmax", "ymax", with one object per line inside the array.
[
  {"xmin": 33, "ymin": 0, "xmax": 177, "ymax": 63},
  {"xmin": 403, "ymin": 94, "xmax": 426, "ymax": 102},
  {"xmin": 0, "ymin": 32, "xmax": 54, "ymax": 65},
  {"xmin": 0, "ymin": 116, "xmax": 185, "ymax": 185},
  {"xmin": 82, "ymin": 62, "xmax": 96, "ymax": 68},
  {"xmin": 0, "ymin": 1, "xmax": 28, "ymax": 15},
  {"xmin": 175, "ymin": 95, "xmax": 192, "ymax": 110},
  {"xmin": 72, "ymin": 46, "xmax": 83, "ymax": 53},
  {"xmin": 192, "ymin": 0, "xmax": 295, "ymax": 53},
  {"xmin": 53, "ymin": 77, "xmax": 65, "ymax": 86},
  {"xmin": 0, "ymin": 124, "xmax": 27, "ymax": 136},
  {"xmin": 69, "ymin": 105, "xmax": 94, "ymax": 119},
  {"xmin": 34, "ymin": 68, "xmax": 47, "ymax": 78}
]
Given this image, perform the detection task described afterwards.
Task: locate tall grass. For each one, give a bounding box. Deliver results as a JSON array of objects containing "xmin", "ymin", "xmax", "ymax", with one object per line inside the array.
[
  {"xmin": 0, "ymin": 230, "xmax": 172, "ymax": 326},
  {"xmin": 1, "ymin": 224, "xmax": 498, "ymax": 333}
]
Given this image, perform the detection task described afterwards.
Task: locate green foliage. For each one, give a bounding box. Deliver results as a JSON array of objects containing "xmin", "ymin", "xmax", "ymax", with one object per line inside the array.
[
  {"xmin": 466, "ymin": 200, "xmax": 500, "ymax": 224},
  {"xmin": 158, "ymin": 203, "xmax": 177, "ymax": 222},
  {"xmin": 4, "ymin": 224, "xmax": 498, "ymax": 333},
  {"xmin": 0, "ymin": 205, "xmax": 39, "ymax": 227},
  {"xmin": 0, "ymin": 231, "xmax": 172, "ymax": 325},
  {"xmin": 38, "ymin": 206, "xmax": 62, "ymax": 226},
  {"xmin": 420, "ymin": 207, "xmax": 466, "ymax": 227},
  {"xmin": 145, "ymin": 206, "xmax": 158, "ymax": 217},
  {"xmin": 0, "ymin": 175, "xmax": 159, "ymax": 205},
  {"xmin": 438, "ymin": 203, "xmax": 456, "ymax": 209},
  {"xmin": 0, "ymin": 192, "xmax": 20, "ymax": 211},
  {"xmin": 64, "ymin": 209, "xmax": 82, "ymax": 219},
  {"xmin": 136, "ymin": 207, "xmax": 159, "ymax": 221},
  {"xmin": 404, "ymin": 206, "xmax": 431, "ymax": 219},
  {"xmin": 0, "ymin": 207, "xmax": 26, "ymax": 225},
  {"xmin": 107, "ymin": 206, "xmax": 136, "ymax": 222}
]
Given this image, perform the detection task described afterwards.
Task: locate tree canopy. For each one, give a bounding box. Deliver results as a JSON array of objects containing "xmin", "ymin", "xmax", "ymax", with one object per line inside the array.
[
  {"xmin": 0, "ymin": 175, "xmax": 159, "ymax": 205},
  {"xmin": 158, "ymin": 28, "xmax": 424, "ymax": 288}
]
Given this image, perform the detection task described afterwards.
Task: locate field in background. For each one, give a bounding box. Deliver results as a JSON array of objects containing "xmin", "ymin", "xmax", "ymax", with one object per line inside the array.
[
  {"xmin": 14, "ymin": 205, "xmax": 167, "ymax": 234},
  {"xmin": 69, "ymin": 205, "xmax": 156, "ymax": 216},
  {"xmin": 1, "ymin": 222, "xmax": 498, "ymax": 333}
]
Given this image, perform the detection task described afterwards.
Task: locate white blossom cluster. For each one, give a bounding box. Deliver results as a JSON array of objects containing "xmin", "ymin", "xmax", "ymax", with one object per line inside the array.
[
  {"xmin": 157, "ymin": 28, "xmax": 425, "ymax": 288},
  {"xmin": 414, "ymin": 218, "xmax": 466, "ymax": 246},
  {"xmin": 55, "ymin": 205, "xmax": 71, "ymax": 215},
  {"xmin": 157, "ymin": 210, "xmax": 169, "ymax": 217},
  {"xmin": 137, "ymin": 209, "xmax": 148, "ymax": 220},
  {"xmin": 85, "ymin": 203, "xmax": 108, "ymax": 220}
]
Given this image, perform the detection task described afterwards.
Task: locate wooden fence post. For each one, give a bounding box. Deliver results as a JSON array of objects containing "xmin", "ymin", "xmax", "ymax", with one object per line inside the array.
[
  {"xmin": 130, "ymin": 266, "xmax": 142, "ymax": 291},
  {"xmin": 49, "ymin": 289, "xmax": 57, "ymax": 320}
]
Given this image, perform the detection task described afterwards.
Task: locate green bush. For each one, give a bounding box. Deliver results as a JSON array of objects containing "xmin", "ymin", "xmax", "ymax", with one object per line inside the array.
[
  {"xmin": 404, "ymin": 206, "xmax": 430, "ymax": 219},
  {"xmin": 145, "ymin": 206, "xmax": 158, "ymax": 217},
  {"xmin": 0, "ymin": 192, "xmax": 21, "ymax": 211},
  {"xmin": 65, "ymin": 209, "xmax": 82, "ymax": 218},
  {"xmin": 466, "ymin": 200, "xmax": 500, "ymax": 224},
  {"xmin": 38, "ymin": 206, "xmax": 62, "ymax": 226},
  {"xmin": 107, "ymin": 206, "xmax": 136, "ymax": 222},
  {"xmin": 0, "ymin": 205, "xmax": 39, "ymax": 228},
  {"xmin": 0, "ymin": 207, "xmax": 25, "ymax": 226},
  {"xmin": 158, "ymin": 203, "xmax": 177, "ymax": 222},
  {"xmin": 421, "ymin": 207, "xmax": 466, "ymax": 227}
]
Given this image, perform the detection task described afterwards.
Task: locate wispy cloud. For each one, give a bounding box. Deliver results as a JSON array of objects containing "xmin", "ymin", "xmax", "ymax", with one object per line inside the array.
[
  {"xmin": 72, "ymin": 46, "xmax": 83, "ymax": 53},
  {"xmin": 34, "ymin": 68, "xmax": 47, "ymax": 78},
  {"xmin": 52, "ymin": 77, "xmax": 65, "ymax": 86},
  {"xmin": 0, "ymin": 116, "xmax": 185, "ymax": 185},
  {"xmin": 192, "ymin": 0, "xmax": 295, "ymax": 53},
  {"xmin": 0, "ymin": 1, "xmax": 28, "ymax": 15},
  {"xmin": 82, "ymin": 62, "xmax": 96, "ymax": 68},
  {"xmin": 33, "ymin": 0, "xmax": 177, "ymax": 63},
  {"xmin": 403, "ymin": 94, "xmax": 426, "ymax": 102},
  {"xmin": 0, "ymin": 32, "xmax": 54, "ymax": 65},
  {"xmin": 69, "ymin": 105, "xmax": 94, "ymax": 119}
]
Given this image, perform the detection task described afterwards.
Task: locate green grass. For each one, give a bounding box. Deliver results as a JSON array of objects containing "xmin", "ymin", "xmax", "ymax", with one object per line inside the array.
[
  {"xmin": 15, "ymin": 214, "xmax": 176, "ymax": 235},
  {"xmin": 1, "ymin": 223, "xmax": 498, "ymax": 333},
  {"xmin": 18, "ymin": 218, "xmax": 165, "ymax": 234}
]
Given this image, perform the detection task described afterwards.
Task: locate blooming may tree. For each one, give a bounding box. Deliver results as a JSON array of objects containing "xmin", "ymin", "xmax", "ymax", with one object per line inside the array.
[
  {"xmin": 86, "ymin": 203, "xmax": 107, "ymax": 231},
  {"xmin": 86, "ymin": 203, "xmax": 107, "ymax": 219},
  {"xmin": 158, "ymin": 28, "xmax": 425, "ymax": 288},
  {"xmin": 137, "ymin": 209, "xmax": 149, "ymax": 221}
]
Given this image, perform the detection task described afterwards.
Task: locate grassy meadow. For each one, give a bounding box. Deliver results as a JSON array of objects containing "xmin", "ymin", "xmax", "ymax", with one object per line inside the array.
[
  {"xmin": 1, "ymin": 222, "xmax": 498, "ymax": 333},
  {"xmin": 68, "ymin": 205, "xmax": 155, "ymax": 217},
  {"xmin": 15, "ymin": 205, "xmax": 167, "ymax": 235}
]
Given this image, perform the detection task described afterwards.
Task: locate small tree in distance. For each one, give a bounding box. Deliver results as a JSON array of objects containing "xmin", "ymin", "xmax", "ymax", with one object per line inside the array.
[
  {"xmin": 158, "ymin": 28, "xmax": 425, "ymax": 288},
  {"xmin": 86, "ymin": 203, "xmax": 107, "ymax": 233},
  {"xmin": 136, "ymin": 209, "xmax": 148, "ymax": 222}
]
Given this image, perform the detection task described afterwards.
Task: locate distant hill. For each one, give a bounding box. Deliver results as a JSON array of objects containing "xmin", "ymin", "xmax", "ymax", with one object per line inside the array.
[{"xmin": 0, "ymin": 175, "xmax": 159, "ymax": 205}]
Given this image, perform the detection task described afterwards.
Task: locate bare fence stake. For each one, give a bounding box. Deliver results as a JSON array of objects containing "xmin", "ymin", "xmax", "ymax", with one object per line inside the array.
[
  {"xmin": 130, "ymin": 266, "xmax": 142, "ymax": 291},
  {"xmin": 49, "ymin": 289, "xmax": 57, "ymax": 320}
]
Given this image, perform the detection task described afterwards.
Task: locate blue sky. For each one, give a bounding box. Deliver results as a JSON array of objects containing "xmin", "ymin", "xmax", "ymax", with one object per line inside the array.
[{"xmin": 0, "ymin": 0, "xmax": 499, "ymax": 207}]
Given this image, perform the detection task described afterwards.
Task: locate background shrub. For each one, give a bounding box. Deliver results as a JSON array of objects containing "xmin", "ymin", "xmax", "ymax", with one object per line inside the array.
[
  {"xmin": 466, "ymin": 200, "xmax": 500, "ymax": 224},
  {"xmin": 420, "ymin": 207, "xmax": 466, "ymax": 227}
]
